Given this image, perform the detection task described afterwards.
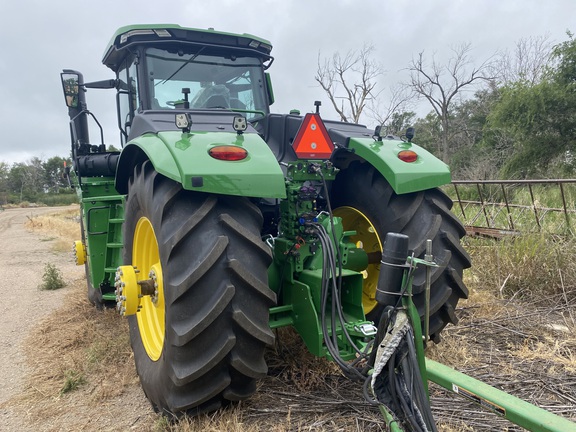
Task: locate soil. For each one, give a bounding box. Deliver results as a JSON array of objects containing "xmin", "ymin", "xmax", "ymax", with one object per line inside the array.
[
  {"xmin": 0, "ymin": 207, "xmax": 155, "ymax": 432},
  {"xmin": 0, "ymin": 207, "xmax": 74, "ymax": 405}
]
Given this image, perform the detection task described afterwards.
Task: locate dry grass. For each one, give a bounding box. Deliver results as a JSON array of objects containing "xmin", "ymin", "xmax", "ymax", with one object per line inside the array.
[
  {"xmin": 25, "ymin": 206, "xmax": 80, "ymax": 252},
  {"xmin": 464, "ymin": 234, "xmax": 576, "ymax": 304},
  {"xmin": 171, "ymin": 328, "xmax": 387, "ymax": 431},
  {"xmin": 427, "ymin": 235, "xmax": 576, "ymax": 430},
  {"xmin": 9, "ymin": 280, "xmax": 155, "ymax": 430},
  {"xmin": 11, "ymin": 208, "xmax": 576, "ymax": 431}
]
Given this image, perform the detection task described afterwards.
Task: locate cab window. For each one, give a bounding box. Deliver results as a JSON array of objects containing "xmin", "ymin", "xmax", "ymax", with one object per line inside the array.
[
  {"xmin": 117, "ymin": 58, "xmax": 138, "ymax": 144},
  {"xmin": 145, "ymin": 48, "xmax": 268, "ymax": 120}
]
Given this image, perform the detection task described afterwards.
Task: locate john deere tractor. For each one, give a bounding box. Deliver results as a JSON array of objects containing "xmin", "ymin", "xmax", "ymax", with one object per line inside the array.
[{"xmin": 63, "ymin": 24, "xmax": 472, "ymax": 425}]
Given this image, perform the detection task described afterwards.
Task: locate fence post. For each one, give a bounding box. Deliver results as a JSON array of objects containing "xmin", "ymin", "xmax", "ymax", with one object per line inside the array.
[
  {"xmin": 558, "ymin": 182, "xmax": 571, "ymax": 233},
  {"xmin": 527, "ymin": 184, "xmax": 541, "ymax": 231},
  {"xmin": 501, "ymin": 183, "xmax": 515, "ymax": 231}
]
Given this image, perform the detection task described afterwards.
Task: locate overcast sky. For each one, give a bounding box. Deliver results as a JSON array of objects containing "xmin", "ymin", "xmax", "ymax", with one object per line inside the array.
[{"xmin": 0, "ymin": 0, "xmax": 574, "ymax": 164}]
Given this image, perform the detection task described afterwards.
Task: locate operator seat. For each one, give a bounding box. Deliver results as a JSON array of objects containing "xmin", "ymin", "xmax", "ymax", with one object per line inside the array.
[
  {"xmin": 204, "ymin": 94, "xmax": 229, "ymax": 108},
  {"xmin": 193, "ymin": 84, "xmax": 231, "ymax": 109},
  {"xmin": 230, "ymin": 98, "xmax": 246, "ymax": 109}
]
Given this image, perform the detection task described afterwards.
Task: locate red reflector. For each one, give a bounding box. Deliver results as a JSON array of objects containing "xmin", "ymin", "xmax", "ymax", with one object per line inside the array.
[
  {"xmin": 292, "ymin": 113, "xmax": 334, "ymax": 159},
  {"xmin": 209, "ymin": 146, "xmax": 248, "ymax": 161},
  {"xmin": 398, "ymin": 150, "xmax": 418, "ymax": 163}
]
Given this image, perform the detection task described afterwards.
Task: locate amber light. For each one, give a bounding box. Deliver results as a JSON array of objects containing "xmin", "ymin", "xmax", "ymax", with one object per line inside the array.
[
  {"xmin": 397, "ymin": 150, "xmax": 418, "ymax": 163},
  {"xmin": 209, "ymin": 146, "xmax": 248, "ymax": 161}
]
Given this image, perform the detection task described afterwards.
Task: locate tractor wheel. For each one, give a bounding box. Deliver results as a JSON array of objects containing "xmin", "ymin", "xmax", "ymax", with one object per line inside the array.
[
  {"xmin": 332, "ymin": 161, "xmax": 471, "ymax": 342},
  {"xmin": 123, "ymin": 161, "xmax": 276, "ymax": 416}
]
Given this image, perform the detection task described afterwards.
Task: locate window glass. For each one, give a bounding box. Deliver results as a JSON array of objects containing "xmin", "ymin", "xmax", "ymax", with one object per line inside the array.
[
  {"xmin": 117, "ymin": 65, "xmax": 130, "ymax": 142},
  {"xmin": 128, "ymin": 61, "xmax": 139, "ymax": 112},
  {"xmin": 117, "ymin": 58, "xmax": 139, "ymax": 142},
  {"xmin": 146, "ymin": 48, "xmax": 267, "ymax": 120}
]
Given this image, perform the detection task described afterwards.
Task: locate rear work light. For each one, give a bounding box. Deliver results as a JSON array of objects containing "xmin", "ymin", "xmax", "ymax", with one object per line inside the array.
[
  {"xmin": 209, "ymin": 146, "xmax": 248, "ymax": 161},
  {"xmin": 397, "ymin": 150, "xmax": 418, "ymax": 163}
]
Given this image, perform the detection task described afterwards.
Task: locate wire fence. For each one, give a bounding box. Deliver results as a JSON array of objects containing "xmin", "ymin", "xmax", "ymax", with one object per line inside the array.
[{"xmin": 445, "ymin": 179, "xmax": 576, "ymax": 237}]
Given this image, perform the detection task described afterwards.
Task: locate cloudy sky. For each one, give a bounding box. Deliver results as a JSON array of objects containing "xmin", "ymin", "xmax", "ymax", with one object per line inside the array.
[{"xmin": 0, "ymin": 0, "xmax": 573, "ymax": 164}]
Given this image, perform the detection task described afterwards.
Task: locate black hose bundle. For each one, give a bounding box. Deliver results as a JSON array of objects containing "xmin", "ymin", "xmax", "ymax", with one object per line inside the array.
[
  {"xmin": 370, "ymin": 309, "xmax": 437, "ymax": 432},
  {"xmin": 302, "ymin": 168, "xmax": 374, "ymax": 382},
  {"xmin": 310, "ymin": 222, "xmax": 370, "ymax": 381},
  {"xmin": 314, "ymin": 167, "xmax": 437, "ymax": 430}
]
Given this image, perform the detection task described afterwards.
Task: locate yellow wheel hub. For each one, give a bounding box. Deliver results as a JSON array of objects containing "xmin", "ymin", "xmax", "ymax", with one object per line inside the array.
[
  {"xmin": 115, "ymin": 217, "xmax": 165, "ymax": 361},
  {"xmin": 72, "ymin": 240, "xmax": 86, "ymax": 266},
  {"xmin": 333, "ymin": 206, "xmax": 382, "ymax": 315},
  {"xmin": 115, "ymin": 265, "xmax": 140, "ymax": 315}
]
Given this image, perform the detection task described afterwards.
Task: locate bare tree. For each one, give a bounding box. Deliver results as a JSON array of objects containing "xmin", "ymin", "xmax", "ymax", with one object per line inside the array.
[
  {"xmin": 494, "ymin": 34, "xmax": 553, "ymax": 85},
  {"xmin": 366, "ymin": 83, "xmax": 414, "ymax": 129},
  {"xmin": 315, "ymin": 45, "xmax": 383, "ymax": 123},
  {"xmin": 406, "ymin": 43, "xmax": 495, "ymax": 162}
]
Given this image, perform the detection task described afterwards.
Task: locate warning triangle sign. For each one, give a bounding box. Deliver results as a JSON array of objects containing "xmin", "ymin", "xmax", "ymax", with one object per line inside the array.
[{"xmin": 292, "ymin": 113, "xmax": 334, "ymax": 159}]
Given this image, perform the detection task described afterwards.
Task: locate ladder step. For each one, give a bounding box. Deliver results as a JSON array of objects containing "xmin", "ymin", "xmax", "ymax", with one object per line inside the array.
[
  {"xmin": 109, "ymin": 218, "xmax": 124, "ymax": 224},
  {"xmin": 82, "ymin": 196, "xmax": 123, "ymax": 203},
  {"xmin": 102, "ymin": 293, "xmax": 117, "ymax": 301},
  {"xmin": 106, "ymin": 243, "xmax": 124, "ymax": 249}
]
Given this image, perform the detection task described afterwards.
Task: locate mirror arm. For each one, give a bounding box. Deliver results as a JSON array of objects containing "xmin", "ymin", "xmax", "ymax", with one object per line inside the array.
[{"xmin": 84, "ymin": 79, "xmax": 119, "ymax": 89}]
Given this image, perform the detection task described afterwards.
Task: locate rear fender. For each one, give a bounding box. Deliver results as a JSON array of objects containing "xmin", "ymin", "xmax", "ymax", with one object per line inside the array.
[
  {"xmin": 335, "ymin": 137, "xmax": 451, "ymax": 194},
  {"xmin": 116, "ymin": 131, "xmax": 286, "ymax": 198}
]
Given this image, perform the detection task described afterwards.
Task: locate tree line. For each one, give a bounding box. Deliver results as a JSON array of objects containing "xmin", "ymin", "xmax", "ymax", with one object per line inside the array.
[
  {"xmin": 316, "ymin": 31, "xmax": 576, "ymax": 180},
  {"xmin": 0, "ymin": 156, "xmax": 73, "ymax": 205}
]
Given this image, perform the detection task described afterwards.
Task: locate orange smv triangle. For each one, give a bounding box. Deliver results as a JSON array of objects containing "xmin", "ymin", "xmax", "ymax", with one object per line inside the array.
[{"xmin": 292, "ymin": 113, "xmax": 334, "ymax": 159}]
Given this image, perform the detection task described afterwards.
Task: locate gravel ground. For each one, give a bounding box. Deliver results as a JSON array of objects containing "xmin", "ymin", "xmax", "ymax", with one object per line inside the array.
[
  {"xmin": 0, "ymin": 207, "xmax": 80, "ymax": 406},
  {"xmin": 0, "ymin": 206, "xmax": 159, "ymax": 432},
  {"xmin": 0, "ymin": 207, "xmax": 128, "ymax": 432}
]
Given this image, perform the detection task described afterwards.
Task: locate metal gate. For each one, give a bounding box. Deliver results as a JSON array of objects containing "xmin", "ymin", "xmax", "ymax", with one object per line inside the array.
[{"xmin": 447, "ymin": 179, "xmax": 576, "ymax": 237}]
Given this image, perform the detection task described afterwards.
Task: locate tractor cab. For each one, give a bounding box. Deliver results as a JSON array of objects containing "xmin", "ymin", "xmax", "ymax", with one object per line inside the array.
[
  {"xmin": 61, "ymin": 25, "xmax": 275, "ymax": 165},
  {"xmin": 103, "ymin": 24, "xmax": 275, "ymax": 144}
]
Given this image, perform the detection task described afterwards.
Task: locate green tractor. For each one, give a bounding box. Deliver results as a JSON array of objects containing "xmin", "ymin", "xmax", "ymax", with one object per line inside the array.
[{"xmin": 63, "ymin": 24, "xmax": 471, "ymax": 424}]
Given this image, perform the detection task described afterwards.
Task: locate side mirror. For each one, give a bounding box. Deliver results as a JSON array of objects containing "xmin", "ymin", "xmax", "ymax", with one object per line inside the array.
[{"xmin": 61, "ymin": 72, "xmax": 80, "ymax": 108}]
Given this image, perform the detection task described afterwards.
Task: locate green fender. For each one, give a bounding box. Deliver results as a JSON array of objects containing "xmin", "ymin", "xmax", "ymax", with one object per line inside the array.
[
  {"xmin": 116, "ymin": 130, "xmax": 286, "ymax": 198},
  {"xmin": 345, "ymin": 137, "xmax": 451, "ymax": 194}
]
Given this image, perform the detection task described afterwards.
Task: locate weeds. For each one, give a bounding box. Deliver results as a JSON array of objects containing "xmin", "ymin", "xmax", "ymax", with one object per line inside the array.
[
  {"xmin": 466, "ymin": 234, "xmax": 576, "ymax": 303},
  {"xmin": 39, "ymin": 263, "xmax": 66, "ymax": 290},
  {"xmin": 154, "ymin": 416, "xmax": 171, "ymax": 432},
  {"xmin": 60, "ymin": 370, "xmax": 86, "ymax": 394}
]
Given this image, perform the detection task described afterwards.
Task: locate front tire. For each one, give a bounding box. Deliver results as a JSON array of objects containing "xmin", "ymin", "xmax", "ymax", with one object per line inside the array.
[
  {"xmin": 332, "ymin": 161, "xmax": 471, "ymax": 342},
  {"xmin": 123, "ymin": 161, "xmax": 276, "ymax": 415}
]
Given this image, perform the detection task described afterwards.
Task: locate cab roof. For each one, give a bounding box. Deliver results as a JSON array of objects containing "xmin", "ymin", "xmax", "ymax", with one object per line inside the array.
[{"xmin": 102, "ymin": 24, "xmax": 273, "ymax": 71}]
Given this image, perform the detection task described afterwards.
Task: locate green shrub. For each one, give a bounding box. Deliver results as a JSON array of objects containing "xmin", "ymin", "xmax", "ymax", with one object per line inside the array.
[
  {"xmin": 60, "ymin": 370, "xmax": 86, "ymax": 394},
  {"xmin": 39, "ymin": 263, "xmax": 66, "ymax": 291},
  {"xmin": 38, "ymin": 192, "xmax": 78, "ymax": 206}
]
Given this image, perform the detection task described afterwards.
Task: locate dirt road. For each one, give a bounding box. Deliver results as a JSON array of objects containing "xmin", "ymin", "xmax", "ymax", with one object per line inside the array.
[
  {"xmin": 0, "ymin": 206, "xmax": 157, "ymax": 432},
  {"xmin": 0, "ymin": 207, "xmax": 80, "ymax": 405},
  {"xmin": 0, "ymin": 206, "xmax": 81, "ymax": 431}
]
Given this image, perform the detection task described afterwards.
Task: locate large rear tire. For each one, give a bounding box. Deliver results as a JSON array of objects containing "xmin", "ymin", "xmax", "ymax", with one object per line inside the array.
[
  {"xmin": 123, "ymin": 161, "xmax": 276, "ymax": 415},
  {"xmin": 332, "ymin": 161, "xmax": 471, "ymax": 342}
]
